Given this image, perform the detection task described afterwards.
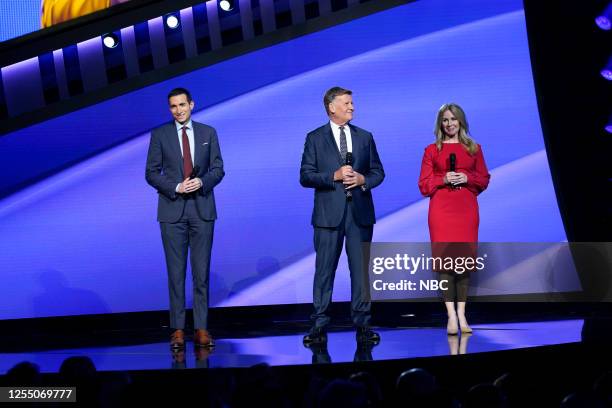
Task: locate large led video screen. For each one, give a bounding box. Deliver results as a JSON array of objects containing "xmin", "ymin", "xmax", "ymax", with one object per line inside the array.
[{"xmin": 0, "ymin": 0, "xmax": 577, "ymax": 320}]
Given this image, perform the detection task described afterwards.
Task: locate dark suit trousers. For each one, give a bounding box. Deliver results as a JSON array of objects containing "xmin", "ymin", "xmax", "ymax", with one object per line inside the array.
[
  {"xmin": 312, "ymin": 201, "xmax": 373, "ymax": 329},
  {"xmin": 160, "ymin": 199, "xmax": 214, "ymax": 330}
]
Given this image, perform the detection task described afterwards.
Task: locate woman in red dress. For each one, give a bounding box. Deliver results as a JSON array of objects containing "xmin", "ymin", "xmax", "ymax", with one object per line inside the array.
[{"xmin": 418, "ymin": 103, "xmax": 490, "ymax": 335}]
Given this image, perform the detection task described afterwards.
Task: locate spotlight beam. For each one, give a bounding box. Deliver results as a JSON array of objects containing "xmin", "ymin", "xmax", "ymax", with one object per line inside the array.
[
  {"xmin": 102, "ymin": 33, "xmax": 119, "ymax": 48},
  {"xmin": 164, "ymin": 13, "xmax": 180, "ymax": 29},
  {"xmin": 595, "ymin": 1, "xmax": 612, "ymax": 30},
  {"xmin": 219, "ymin": 0, "xmax": 234, "ymax": 12}
]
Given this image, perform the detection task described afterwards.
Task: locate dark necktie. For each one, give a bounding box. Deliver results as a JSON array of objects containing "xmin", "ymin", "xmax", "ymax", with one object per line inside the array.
[
  {"xmin": 339, "ymin": 125, "xmax": 352, "ymax": 200},
  {"xmin": 182, "ymin": 125, "xmax": 193, "ymax": 179},
  {"xmin": 339, "ymin": 125, "xmax": 347, "ymax": 162}
]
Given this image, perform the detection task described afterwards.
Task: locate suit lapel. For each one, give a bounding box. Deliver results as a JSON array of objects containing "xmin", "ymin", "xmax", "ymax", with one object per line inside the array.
[
  {"xmin": 348, "ymin": 124, "xmax": 360, "ymax": 166},
  {"xmin": 323, "ymin": 123, "xmax": 343, "ymax": 165},
  {"xmin": 167, "ymin": 123, "xmax": 184, "ymax": 178},
  {"xmin": 191, "ymin": 120, "xmax": 204, "ymax": 167}
]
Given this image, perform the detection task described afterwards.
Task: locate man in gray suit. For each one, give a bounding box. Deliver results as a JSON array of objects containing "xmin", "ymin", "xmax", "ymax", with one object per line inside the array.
[
  {"xmin": 300, "ymin": 87, "xmax": 385, "ymax": 346},
  {"xmin": 146, "ymin": 88, "xmax": 224, "ymax": 350}
]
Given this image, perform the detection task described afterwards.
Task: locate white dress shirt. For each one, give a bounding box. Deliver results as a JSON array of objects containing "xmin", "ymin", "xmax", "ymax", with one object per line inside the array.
[
  {"xmin": 175, "ymin": 120, "xmax": 195, "ymax": 165},
  {"xmin": 329, "ymin": 120, "xmax": 352, "ymax": 155}
]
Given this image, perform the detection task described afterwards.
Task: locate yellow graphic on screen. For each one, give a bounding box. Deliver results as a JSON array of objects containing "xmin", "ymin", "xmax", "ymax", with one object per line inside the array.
[{"xmin": 41, "ymin": 0, "xmax": 131, "ymax": 28}]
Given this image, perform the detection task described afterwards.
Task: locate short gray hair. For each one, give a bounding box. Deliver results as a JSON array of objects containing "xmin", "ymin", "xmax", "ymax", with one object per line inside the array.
[{"xmin": 323, "ymin": 86, "xmax": 352, "ymax": 115}]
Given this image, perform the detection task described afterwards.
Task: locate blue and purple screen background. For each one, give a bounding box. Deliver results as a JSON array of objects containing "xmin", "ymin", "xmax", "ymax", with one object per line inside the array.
[
  {"xmin": 0, "ymin": 0, "xmax": 41, "ymax": 43},
  {"xmin": 0, "ymin": 0, "xmax": 573, "ymax": 320}
]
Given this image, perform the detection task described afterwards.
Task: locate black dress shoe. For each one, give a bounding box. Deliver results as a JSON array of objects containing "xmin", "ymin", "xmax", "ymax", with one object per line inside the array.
[
  {"xmin": 303, "ymin": 328, "xmax": 328, "ymax": 346},
  {"xmin": 356, "ymin": 327, "xmax": 380, "ymax": 345}
]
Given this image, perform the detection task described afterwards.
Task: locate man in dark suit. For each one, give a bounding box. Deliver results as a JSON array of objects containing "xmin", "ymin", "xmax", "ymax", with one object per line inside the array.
[
  {"xmin": 145, "ymin": 88, "xmax": 224, "ymax": 350},
  {"xmin": 300, "ymin": 86, "xmax": 385, "ymax": 346}
]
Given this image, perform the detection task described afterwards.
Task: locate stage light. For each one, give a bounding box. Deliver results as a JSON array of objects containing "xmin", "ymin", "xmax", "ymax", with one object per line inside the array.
[
  {"xmin": 605, "ymin": 124, "xmax": 612, "ymax": 134},
  {"xmin": 601, "ymin": 55, "xmax": 612, "ymax": 80},
  {"xmin": 219, "ymin": 0, "xmax": 234, "ymax": 12},
  {"xmin": 165, "ymin": 13, "xmax": 180, "ymax": 29},
  {"xmin": 595, "ymin": 16, "xmax": 611, "ymax": 30},
  {"xmin": 595, "ymin": 2, "xmax": 612, "ymax": 30},
  {"xmin": 102, "ymin": 33, "xmax": 119, "ymax": 49}
]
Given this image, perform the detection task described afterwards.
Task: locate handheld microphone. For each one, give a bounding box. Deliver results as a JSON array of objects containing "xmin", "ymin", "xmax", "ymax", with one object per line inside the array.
[
  {"xmin": 345, "ymin": 152, "xmax": 353, "ymax": 200},
  {"xmin": 345, "ymin": 152, "xmax": 353, "ymax": 166},
  {"xmin": 449, "ymin": 153, "xmax": 457, "ymax": 189}
]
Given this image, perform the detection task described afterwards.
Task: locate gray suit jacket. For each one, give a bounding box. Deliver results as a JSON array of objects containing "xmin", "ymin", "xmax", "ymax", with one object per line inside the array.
[
  {"xmin": 300, "ymin": 123, "xmax": 384, "ymax": 227},
  {"xmin": 145, "ymin": 121, "xmax": 224, "ymax": 223}
]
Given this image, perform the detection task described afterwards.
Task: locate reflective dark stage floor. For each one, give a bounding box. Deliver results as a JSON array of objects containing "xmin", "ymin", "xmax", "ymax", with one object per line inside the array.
[{"xmin": 0, "ymin": 319, "xmax": 585, "ymax": 373}]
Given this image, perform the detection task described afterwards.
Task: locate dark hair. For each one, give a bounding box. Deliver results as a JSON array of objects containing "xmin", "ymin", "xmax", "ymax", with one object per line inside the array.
[
  {"xmin": 323, "ymin": 86, "xmax": 352, "ymax": 115},
  {"xmin": 168, "ymin": 87, "xmax": 193, "ymax": 103}
]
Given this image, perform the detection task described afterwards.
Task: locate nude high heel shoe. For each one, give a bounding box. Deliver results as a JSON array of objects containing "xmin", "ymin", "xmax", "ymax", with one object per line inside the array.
[
  {"xmin": 447, "ymin": 314, "xmax": 458, "ymax": 335},
  {"xmin": 458, "ymin": 315, "xmax": 472, "ymax": 334}
]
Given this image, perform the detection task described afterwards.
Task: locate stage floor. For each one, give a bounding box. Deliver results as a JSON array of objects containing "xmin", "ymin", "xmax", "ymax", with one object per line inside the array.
[{"xmin": 0, "ymin": 319, "xmax": 584, "ymax": 373}]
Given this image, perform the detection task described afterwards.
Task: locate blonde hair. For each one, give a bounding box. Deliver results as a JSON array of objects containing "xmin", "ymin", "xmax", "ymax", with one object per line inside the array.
[{"xmin": 434, "ymin": 103, "xmax": 478, "ymax": 154}]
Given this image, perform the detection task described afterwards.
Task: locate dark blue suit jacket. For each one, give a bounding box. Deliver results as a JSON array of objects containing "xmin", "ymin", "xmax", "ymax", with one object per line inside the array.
[
  {"xmin": 300, "ymin": 123, "xmax": 385, "ymax": 227},
  {"xmin": 145, "ymin": 121, "xmax": 224, "ymax": 223}
]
